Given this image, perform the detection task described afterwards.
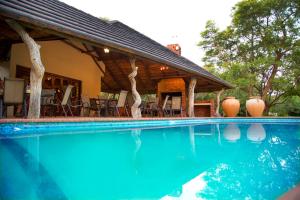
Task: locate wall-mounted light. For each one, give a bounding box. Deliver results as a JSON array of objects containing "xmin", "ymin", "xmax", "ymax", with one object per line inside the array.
[{"xmin": 104, "ymin": 48, "xmax": 110, "ymax": 53}]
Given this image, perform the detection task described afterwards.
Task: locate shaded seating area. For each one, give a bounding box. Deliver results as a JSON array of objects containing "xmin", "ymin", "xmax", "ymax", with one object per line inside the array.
[{"xmin": 0, "ymin": 77, "xmax": 222, "ymax": 118}]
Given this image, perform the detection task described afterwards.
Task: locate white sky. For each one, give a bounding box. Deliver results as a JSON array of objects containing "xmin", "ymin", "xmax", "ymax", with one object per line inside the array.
[{"xmin": 60, "ymin": 0, "xmax": 240, "ymax": 66}]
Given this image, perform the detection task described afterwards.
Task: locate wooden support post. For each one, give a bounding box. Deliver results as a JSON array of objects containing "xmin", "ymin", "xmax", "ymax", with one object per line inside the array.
[
  {"xmin": 215, "ymin": 88, "xmax": 224, "ymax": 117},
  {"xmin": 128, "ymin": 58, "xmax": 142, "ymax": 118},
  {"xmin": 6, "ymin": 20, "xmax": 45, "ymax": 119},
  {"xmin": 188, "ymin": 78, "xmax": 197, "ymax": 117}
]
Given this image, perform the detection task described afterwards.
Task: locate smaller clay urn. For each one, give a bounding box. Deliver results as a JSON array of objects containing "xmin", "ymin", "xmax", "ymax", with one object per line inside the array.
[
  {"xmin": 222, "ymin": 96, "xmax": 240, "ymax": 117},
  {"xmin": 246, "ymin": 96, "xmax": 265, "ymax": 117}
]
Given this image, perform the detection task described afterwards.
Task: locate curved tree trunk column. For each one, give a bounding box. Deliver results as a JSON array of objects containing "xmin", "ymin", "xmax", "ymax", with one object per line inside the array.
[
  {"xmin": 6, "ymin": 20, "xmax": 45, "ymax": 119},
  {"xmin": 188, "ymin": 78, "xmax": 197, "ymax": 117},
  {"xmin": 215, "ymin": 89, "xmax": 224, "ymax": 117},
  {"xmin": 128, "ymin": 58, "xmax": 142, "ymax": 118}
]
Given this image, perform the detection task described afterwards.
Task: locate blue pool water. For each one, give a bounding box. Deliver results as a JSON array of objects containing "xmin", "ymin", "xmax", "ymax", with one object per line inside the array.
[{"xmin": 0, "ymin": 118, "xmax": 299, "ymax": 199}]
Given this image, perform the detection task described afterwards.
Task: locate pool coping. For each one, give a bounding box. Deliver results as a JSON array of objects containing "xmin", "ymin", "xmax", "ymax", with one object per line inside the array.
[{"xmin": 0, "ymin": 116, "xmax": 300, "ymax": 124}]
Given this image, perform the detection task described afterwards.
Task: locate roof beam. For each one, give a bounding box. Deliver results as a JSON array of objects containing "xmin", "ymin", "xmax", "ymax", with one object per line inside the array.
[
  {"xmin": 102, "ymin": 60, "xmax": 127, "ymax": 90},
  {"xmin": 62, "ymin": 40, "xmax": 100, "ymax": 60},
  {"xmin": 62, "ymin": 41, "xmax": 110, "ymax": 90},
  {"xmin": 101, "ymin": 78, "xmax": 113, "ymax": 91},
  {"xmin": 82, "ymin": 43, "xmax": 105, "ymax": 74},
  {"xmin": 91, "ymin": 48, "xmax": 127, "ymax": 90},
  {"xmin": 150, "ymin": 74, "xmax": 190, "ymax": 80},
  {"xmin": 112, "ymin": 60, "xmax": 131, "ymax": 86},
  {"xmin": 142, "ymin": 62, "xmax": 156, "ymax": 87}
]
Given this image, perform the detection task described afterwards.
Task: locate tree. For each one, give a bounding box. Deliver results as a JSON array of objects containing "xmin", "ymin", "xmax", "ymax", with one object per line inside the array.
[
  {"xmin": 198, "ymin": 0, "xmax": 300, "ymax": 114},
  {"xmin": 6, "ymin": 20, "xmax": 45, "ymax": 118}
]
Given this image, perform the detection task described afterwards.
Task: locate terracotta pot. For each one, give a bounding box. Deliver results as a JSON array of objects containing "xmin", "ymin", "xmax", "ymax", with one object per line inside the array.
[
  {"xmin": 247, "ymin": 124, "xmax": 266, "ymax": 142},
  {"xmin": 222, "ymin": 96, "xmax": 240, "ymax": 117},
  {"xmin": 223, "ymin": 124, "xmax": 241, "ymax": 141},
  {"xmin": 246, "ymin": 96, "xmax": 265, "ymax": 117}
]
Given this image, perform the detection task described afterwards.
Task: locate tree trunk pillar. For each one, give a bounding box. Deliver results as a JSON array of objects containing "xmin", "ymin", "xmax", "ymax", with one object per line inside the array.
[
  {"xmin": 128, "ymin": 58, "xmax": 142, "ymax": 118},
  {"xmin": 6, "ymin": 20, "xmax": 45, "ymax": 119},
  {"xmin": 215, "ymin": 89, "xmax": 224, "ymax": 117},
  {"xmin": 188, "ymin": 78, "xmax": 197, "ymax": 117}
]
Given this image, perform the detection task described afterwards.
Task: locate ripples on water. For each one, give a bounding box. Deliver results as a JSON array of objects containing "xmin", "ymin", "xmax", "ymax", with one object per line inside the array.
[{"xmin": 0, "ymin": 122, "xmax": 299, "ymax": 199}]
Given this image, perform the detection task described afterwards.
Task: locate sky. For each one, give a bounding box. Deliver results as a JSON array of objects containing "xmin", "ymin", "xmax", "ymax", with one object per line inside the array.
[{"xmin": 60, "ymin": 0, "xmax": 240, "ymax": 66}]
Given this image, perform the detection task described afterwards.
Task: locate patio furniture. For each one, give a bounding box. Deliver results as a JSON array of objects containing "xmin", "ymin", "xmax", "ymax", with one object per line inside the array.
[
  {"xmin": 81, "ymin": 96, "xmax": 90, "ymax": 116},
  {"xmin": 109, "ymin": 90, "xmax": 129, "ymax": 117},
  {"xmin": 89, "ymin": 98, "xmax": 101, "ymax": 117},
  {"xmin": 87, "ymin": 98, "xmax": 107, "ymax": 117},
  {"xmin": 54, "ymin": 85, "xmax": 82, "ymax": 116},
  {"xmin": 147, "ymin": 98, "xmax": 159, "ymax": 117},
  {"xmin": 98, "ymin": 98, "xmax": 109, "ymax": 116},
  {"xmin": 162, "ymin": 95, "xmax": 170, "ymax": 116},
  {"xmin": 107, "ymin": 99, "xmax": 116, "ymax": 116},
  {"xmin": 171, "ymin": 96, "xmax": 183, "ymax": 117},
  {"xmin": 140, "ymin": 101, "xmax": 148, "ymax": 116},
  {"xmin": 2, "ymin": 78, "xmax": 26, "ymax": 117},
  {"xmin": 41, "ymin": 89, "xmax": 56, "ymax": 116}
]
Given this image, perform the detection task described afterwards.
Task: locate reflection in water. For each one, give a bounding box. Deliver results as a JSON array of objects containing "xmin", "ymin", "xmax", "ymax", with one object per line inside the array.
[
  {"xmin": 223, "ymin": 124, "xmax": 241, "ymax": 142},
  {"xmin": 26, "ymin": 136, "xmax": 40, "ymax": 172},
  {"xmin": 217, "ymin": 124, "xmax": 221, "ymax": 145},
  {"xmin": 131, "ymin": 129, "xmax": 142, "ymax": 174},
  {"xmin": 188, "ymin": 126, "xmax": 196, "ymax": 156},
  {"xmin": 161, "ymin": 172, "xmax": 207, "ymax": 200},
  {"xmin": 247, "ymin": 124, "xmax": 266, "ymax": 142},
  {"xmin": 131, "ymin": 129, "xmax": 142, "ymax": 157}
]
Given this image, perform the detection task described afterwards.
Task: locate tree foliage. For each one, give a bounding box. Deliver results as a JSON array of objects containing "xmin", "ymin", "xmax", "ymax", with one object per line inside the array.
[{"xmin": 198, "ymin": 0, "xmax": 300, "ymax": 115}]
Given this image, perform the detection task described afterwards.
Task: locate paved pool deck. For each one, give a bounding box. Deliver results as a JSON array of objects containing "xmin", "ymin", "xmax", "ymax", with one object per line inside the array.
[{"xmin": 0, "ymin": 116, "xmax": 299, "ymax": 123}]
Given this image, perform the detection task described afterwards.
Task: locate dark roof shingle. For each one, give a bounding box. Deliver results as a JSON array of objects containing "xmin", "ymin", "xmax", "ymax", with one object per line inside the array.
[{"xmin": 0, "ymin": 0, "xmax": 232, "ymax": 88}]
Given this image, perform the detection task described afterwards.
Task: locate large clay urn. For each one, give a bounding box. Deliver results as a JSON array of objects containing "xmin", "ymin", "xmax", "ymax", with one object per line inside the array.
[
  {"xmin": 222, "ymin": 96, "xmax": 240, "ymax": 117},
  {"xmin": 246, "ymin": 96, "xmax": 265, "ymax": 117}
]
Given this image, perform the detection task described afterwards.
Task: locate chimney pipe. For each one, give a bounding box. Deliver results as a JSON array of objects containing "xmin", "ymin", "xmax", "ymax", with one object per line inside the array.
[{"xmin": 167, "ymin": 44, "xmax": 181, "ymax": 55}]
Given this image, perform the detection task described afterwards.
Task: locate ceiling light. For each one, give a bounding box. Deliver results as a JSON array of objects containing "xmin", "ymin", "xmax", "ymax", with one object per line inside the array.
[{"xmin": 104, "ymin": 48, "xmax": 110, "ymax": 53}]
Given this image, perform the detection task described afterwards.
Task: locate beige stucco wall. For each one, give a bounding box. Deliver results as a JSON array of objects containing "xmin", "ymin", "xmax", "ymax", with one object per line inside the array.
[{"xmin": 10, "ymin": 40, "xmax": 103, "ymax": 97}]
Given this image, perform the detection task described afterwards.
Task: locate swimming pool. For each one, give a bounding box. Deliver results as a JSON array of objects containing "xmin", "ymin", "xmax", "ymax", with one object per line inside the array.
[{"xmin": 0, "ymin": 118, "xmax": 299, "ymax": 199}]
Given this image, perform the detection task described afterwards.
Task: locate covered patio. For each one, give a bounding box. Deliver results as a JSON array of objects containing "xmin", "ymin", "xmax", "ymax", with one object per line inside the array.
[{"xmin": 0, "ymin": 0, "xmax": 231, "ymax": 119}]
